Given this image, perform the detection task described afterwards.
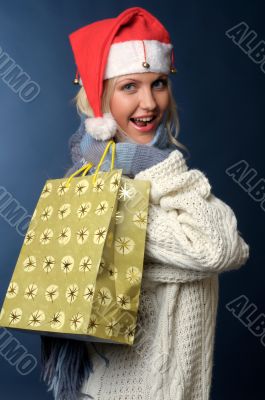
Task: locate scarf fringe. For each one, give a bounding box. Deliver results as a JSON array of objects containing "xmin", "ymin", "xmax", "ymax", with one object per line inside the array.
[{"xmin": 40, "ymin": 336, "xmax": 109, "ymax": 400}]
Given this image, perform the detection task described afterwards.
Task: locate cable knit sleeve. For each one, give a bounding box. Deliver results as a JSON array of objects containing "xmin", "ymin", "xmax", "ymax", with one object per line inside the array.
[{"xmin": 135, "ymin": 150, "xmax": 250, "ymax": 274}]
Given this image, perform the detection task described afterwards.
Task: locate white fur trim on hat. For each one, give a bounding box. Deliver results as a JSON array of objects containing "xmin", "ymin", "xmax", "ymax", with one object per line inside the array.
[
  {"xmin": 84, "ymin": 112, "xmax": 117, "ymax": 141},
  {"xmin": 104, "ymin": 40, "xmax": 173, "ymax": 79}
]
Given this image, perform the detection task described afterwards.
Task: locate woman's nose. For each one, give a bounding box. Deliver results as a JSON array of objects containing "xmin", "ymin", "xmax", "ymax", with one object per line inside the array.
[{"xmin": 139, "ymin": 88, "xmax": 157, "ymax": 110}]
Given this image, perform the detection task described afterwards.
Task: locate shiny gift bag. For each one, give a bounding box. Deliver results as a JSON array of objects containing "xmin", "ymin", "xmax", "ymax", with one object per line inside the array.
[{"xmin": 0, "ymin": 141, "xmax": 150, "ymax": 345}]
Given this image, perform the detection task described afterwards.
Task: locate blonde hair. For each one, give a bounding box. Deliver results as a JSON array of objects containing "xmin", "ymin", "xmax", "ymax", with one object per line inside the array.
[{"xmin": 72, "ymin": 75, "xmax": 190, "ymax": 156}]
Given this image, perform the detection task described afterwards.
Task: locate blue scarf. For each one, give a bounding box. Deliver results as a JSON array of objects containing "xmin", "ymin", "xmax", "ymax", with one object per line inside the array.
[{"xmin": 67, "ymin": 112, "xmax": 176, "ymax": 177}]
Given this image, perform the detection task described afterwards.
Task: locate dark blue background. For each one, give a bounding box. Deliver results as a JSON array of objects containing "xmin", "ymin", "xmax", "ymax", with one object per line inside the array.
[{"xmin": 0, "ymin": 0, "xmax": 264, "ymax": 398}]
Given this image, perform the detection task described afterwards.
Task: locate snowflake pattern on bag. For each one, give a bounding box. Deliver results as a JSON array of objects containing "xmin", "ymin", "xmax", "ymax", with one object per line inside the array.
[{"xmin": 0, "ymin": 171, "xmax": 150, "ymax": 345}]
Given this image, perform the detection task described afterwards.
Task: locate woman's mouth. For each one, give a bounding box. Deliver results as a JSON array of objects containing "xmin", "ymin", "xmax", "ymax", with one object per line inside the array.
[{"xmin": 129, "ymin": 116, "xmax": 157, "ymax": 132}]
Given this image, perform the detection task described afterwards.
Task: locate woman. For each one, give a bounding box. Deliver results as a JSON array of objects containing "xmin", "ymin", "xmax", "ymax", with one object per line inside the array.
[{"xmin": 41, "ymin": 7, "xmax": 249, "ymax": 400}]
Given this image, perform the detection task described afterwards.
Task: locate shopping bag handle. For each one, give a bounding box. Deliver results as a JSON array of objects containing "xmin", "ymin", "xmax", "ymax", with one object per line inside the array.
[
  {"xmin": 65, "ymin": 140, "xmax": 116, "ymax": 188},
  {"xmin": 65, "ymin": 162, "xmax": 94, "ymax": 188},
  {"xmin": 93, "ymin": 140, "xmax": 115, "ymax": 184}
]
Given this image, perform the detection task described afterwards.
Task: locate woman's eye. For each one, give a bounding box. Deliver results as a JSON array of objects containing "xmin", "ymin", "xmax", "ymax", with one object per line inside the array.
[
  {"xmin": 122, "ymin": 83, "xmax": 135, "ymax": 91},
  {"xmin": 153, "ymin": 79, "xmax": 168, "ymax": 88},
  {"xmin": 121, "ymin": 79, "xmax": 167, "ymax": 91}
]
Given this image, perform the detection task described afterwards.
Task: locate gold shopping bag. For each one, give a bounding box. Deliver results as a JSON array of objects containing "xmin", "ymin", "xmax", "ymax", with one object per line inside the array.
[{"xmin": 0, "ymin": 141, "xmax": 150, "ymax": 345}]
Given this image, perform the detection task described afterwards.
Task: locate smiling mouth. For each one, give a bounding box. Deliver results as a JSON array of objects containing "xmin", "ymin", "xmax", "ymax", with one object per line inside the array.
[{"xmin": 130, "ymin": 116, "xmax": 156, "ymax": 126}]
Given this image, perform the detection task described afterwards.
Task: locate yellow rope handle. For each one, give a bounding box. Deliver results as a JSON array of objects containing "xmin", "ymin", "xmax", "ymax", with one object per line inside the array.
[
  {"xmin": 65, "ymin": 162, "xmax": 94, "ymax": 188},
  {"xmin": 92, "ymin": 140, "xmax": 116, "ymax": 185},
  {"xmin": 81, "ymin": 163, "xmax": 94, "ymax": 176},
  {"xmin": 65, "ymin": 140, "xmax": 116, "ymax": 188}
]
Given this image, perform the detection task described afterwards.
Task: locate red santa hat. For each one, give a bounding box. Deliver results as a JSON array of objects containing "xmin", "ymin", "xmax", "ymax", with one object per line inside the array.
[{"xmin": 69, "ymin": 7, "xmax": 177, "ymax": 140}]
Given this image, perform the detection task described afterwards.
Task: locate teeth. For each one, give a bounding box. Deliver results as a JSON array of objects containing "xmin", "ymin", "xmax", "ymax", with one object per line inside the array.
[{"xmin": 133, "ymin": 117, "xmax": 154, "ymax": 122}]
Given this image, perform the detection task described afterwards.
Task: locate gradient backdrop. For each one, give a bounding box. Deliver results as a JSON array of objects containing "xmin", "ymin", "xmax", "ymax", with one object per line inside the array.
[{"xmin": 0, "ymin": 0, "xmax": 264, "ymax": 399}]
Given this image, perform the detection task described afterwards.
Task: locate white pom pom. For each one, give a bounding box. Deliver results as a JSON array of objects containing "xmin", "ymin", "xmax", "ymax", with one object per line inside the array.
[{"xmin": 84, "ymin": 113, "xmax": 117, "ymax": 141}]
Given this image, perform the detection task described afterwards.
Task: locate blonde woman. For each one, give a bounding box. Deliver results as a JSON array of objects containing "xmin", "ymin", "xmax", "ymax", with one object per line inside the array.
[
  {"xmin": 67, "ymin": 73, "xmax": 186, "ymax": 179},
  {"xmin": 41, "ymin": 7, "xmax": 250, "ymax": 400}
]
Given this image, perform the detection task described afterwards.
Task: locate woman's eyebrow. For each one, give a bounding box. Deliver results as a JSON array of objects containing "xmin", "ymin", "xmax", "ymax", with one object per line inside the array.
[{"xmin": 117, "ymin": 75, "xmax": 167, "ymax": 84}]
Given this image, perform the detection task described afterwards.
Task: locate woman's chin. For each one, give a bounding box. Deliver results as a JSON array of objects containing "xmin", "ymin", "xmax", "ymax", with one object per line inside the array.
[
  {"xmin": 134, "ymin": 134, "xmax": 155, "ymax": 144},
  {"xmin": 128, "ymin": 126, "xmax": 156, "ymax": 143},
  {"xmin": 116, "ymin": 127, "xmax": 155, "ymax": 144}
]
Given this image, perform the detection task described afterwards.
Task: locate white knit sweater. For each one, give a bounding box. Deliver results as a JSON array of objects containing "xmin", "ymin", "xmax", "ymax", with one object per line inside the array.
[{"xmin": 80, "ymin": 149, "xmax": 250, "ymax": 400}]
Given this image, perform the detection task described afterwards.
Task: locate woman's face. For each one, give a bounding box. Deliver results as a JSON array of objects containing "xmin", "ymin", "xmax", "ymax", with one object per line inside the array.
[{"xmin": 109, "ymin": 72, "xmax": 170, "ymax": 144}]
